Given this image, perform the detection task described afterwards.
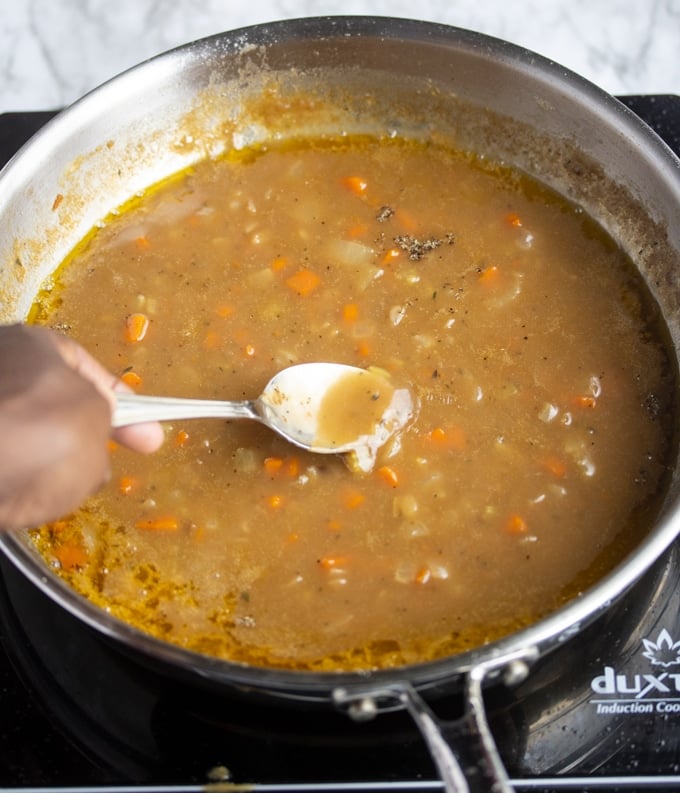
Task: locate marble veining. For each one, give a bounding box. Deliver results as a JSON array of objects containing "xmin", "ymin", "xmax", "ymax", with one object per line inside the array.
[{"xmin": 0, "ymin": 0, "xmax": 678, "ymax": 113}]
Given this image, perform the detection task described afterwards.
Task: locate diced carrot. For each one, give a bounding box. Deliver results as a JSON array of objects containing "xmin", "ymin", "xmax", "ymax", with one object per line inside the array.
[
  {"xmin": 284, "ymin": 456, "xmax": 300, "ymax": 478},
  {"xmin": 190, "ymin": 525, "xmax": 205, "ymax": 543},
  {"xmin": 135, "ymin": 516, "xmax": 179, "ymax": 532},
  {"xmin": 134, "ymin": 236, "xmax": 151, "ymax": 249},
  {"xmin": 342, "ymin": 303, "xmax": 359, "ymax": 322},
  {"xmin": 175, "ymin": 429, "xmax": 190, "ymax": 447},
  {"xmin": 342, "ymin": 176, "xmax": 368, "ymax": 196},
  {"xmin": 271, "ymin": 256, "xmax": 288, "ymax": 272},
  {"xmin": 426, "ymin": 425, "xmax": 466, "ymax": 450},
  {"xmin": 478, "ymin": 265, "xmax": 500, "ymax": 284},
  {"xmin": 107, "ymin": 439, "xmax": 119, "ymax": 453},
  {"xmin": 355, "ymin": 339, "xmax": 371, "ymax": 357},
  {"xmin": 54, "ymin": 543, "xmax": 89, "ymax": 570},
  {"xmin": 264, "ymin": 456, "xmax": 284, "ymax": 475},
  {"xmin": 51, "ymin": 193, "xmax": 64, "ymax": 211},
  {"xmin": 203, "ymin": 330, "xmax": 220, "ymax": 350},
  {"xmin": 394, "ymin": 208, "xmax": 418, "ymax": 232},
  {"xmin": 343, "ymin": 489, "xmax": 365, "ymax": 510},
  {"xmin": 347, "ymin": 222, "xmax": 369, "ymax": 238},
  {"xmin": 326, "ymin": 519, "xmax": 342, "ymax": 532},
  {"xmin": 504, "ymin": 212, "xmax": 523, "ymax": 228},
  {"xmin": 124, "ymin": 312, "xmax": 149, "ymax": 343},
  {"xmin": 414, "ymin": 566, "xmax": 432, "ymax": 585},
  {"xmin": 118, "ymin": 476, "xmax": 137, "ymax": 495},
  {"xmin": 382, "ymin": 248, "xmax": 401, "ymax": 265},
  {"xmin": 575, "ymin": 395, "xmax": 597, "ymax": 409},
  {"xmin": 376, "ymin": 465, "xmax": 400, "ymax": 488},
  {"xmin": 121, "ymin": 370, "xmax": 142, "ymax": 388},
  {"xmin": 216, "ymin": 303, "xmax": 235, "ymax": 318},
  {"xmin": 428, "ymin": 427, "xmax": 447, "ymax": 445},
  {"xmin": 285, "ymin": 268, "xmax": 321, "ymax": 297},
  {"xmin": 506, "ymin": 514, "xmax": 528, "ymax": 535},
  {"xmin": 543, "ymin": 455, "xmax": 567, "ymax": 478},
  {"xmin": 318, "ymin": 555, "xmax": 349, "ymax": 570},
  {"xmin": 266, "ymin": 494, "xmax": 284, "ymax": 510}
]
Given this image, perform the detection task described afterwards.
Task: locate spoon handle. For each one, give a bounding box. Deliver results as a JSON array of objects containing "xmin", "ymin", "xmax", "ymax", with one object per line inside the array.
[{"xmin": 112, "ymin": 393, "xmax": 259, "ymax": 428}]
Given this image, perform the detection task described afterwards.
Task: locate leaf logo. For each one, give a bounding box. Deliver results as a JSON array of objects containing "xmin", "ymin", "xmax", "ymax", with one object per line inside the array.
[{"xmin": 642, "ymin": 628, "xmax": 680, "ymax": 668}]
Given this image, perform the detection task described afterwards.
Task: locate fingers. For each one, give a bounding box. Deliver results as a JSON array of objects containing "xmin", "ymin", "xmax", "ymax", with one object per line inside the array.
[
  {"xmin": 110, "ymin": 382, "xmax": 166, "ymax": 452},
  {"xmin": 49, "ymin": 331, "xmax": 120, "ymax": 406},
  {"xmin": 111, "ymin": 423, "xmax": 166, "ymax": 453},
  {"xmin": 51, "ymin": 331, "xmax": 165, "ymax": 454}
]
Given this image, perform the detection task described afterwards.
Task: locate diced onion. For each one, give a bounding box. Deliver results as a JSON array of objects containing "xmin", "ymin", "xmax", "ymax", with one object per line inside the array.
[
  {"xmin": 389, "ymin": 305, "xmax": 407, "ymax": 326},
  {"xmin": 325, "ymin": 239, "xmax": 375, "ymax": 268},
  {"xmin": 538, "ymin": 402, "xmax": 559, "ymax": 423}
]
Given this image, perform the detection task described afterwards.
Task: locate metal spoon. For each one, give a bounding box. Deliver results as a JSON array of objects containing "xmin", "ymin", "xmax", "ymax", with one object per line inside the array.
[{"xmin": 112, "ymin": 362, "xmax": 414, "ymax": 469}]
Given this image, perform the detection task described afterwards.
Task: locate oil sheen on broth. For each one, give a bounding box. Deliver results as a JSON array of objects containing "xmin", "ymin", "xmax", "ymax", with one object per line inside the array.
[{"xmin": 30, "ymin": 136, "xmax": 676, "ymax": 671}]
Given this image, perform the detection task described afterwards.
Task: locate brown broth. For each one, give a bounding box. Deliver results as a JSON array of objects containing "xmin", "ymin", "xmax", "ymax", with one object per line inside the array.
[{"xmin": 30, "ymin": 136, "xmax": 677, "ymax": 671}]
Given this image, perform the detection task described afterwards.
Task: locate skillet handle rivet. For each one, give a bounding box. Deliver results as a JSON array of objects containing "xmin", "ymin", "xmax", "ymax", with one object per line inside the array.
[
  {"xmin": 347, "ymin": 696, "xmax": 378, "ymax": 722},
  {"xmin": 503, "ymin": 659, "xmax": 531, "ymax": 687}
]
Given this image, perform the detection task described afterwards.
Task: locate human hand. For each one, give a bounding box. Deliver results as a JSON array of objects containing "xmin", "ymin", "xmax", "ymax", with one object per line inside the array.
[{"xmin": 0, "ymin": 324, "xmax": 163, "ymax": 530}]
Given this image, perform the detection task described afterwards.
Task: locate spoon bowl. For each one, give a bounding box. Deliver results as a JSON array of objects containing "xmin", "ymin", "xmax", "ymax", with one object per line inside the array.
[{"xmin": 112, "ymin": 363, "xmax": 414, "ymax": 470}]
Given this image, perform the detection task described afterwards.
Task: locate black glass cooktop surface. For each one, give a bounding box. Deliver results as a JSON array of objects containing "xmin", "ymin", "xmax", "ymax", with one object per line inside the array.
[{"xmin": 1, "ymin": 95, "xmax": 680, "ymax": 793}]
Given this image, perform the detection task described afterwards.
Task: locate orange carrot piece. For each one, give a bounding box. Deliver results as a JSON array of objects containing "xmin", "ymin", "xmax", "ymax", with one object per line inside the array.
[
  {"xmin": 135, "ymin": 516, "xmax": 179, "ymax": 532},
  {"xmin": 124, "ymin": 312, "xmax": 149, "ymax": 343},
  {"xmin": 347, "ymin": 222, "xmax": 369, "ymax": 238},
  {"xmin": 318, "ymin": 555, "xmax": 349, "ymax": 570},
  {"xmin": 426, "ymin": 425, "xmax": 466, "ymax": 450},
  {"xmin": 216, "ymin": 303, "xmax": 235, "ymax": 318},
  {"xmin": 478, "ymin": 265, "xmax": 500, "ymax": 284},
  {"xmin": 414, "ymin": 566, "xmax": 432, "ymax": 585},
  {"xmin": 270, "ymin": 256, "xmax": 288, "ymax": 272},
  {"xmin": 134, "ymin": 236, "xmax": 151, "ymax": 250},
  {"xmin": 121, "ymin": 370, "xmax": 142, "ymax": 388},
  {"xmin": 382, "ymin": 248, "xmax": 401, "ymax": 265},
  {"xmin": 343, "ymin": 489, "xmax": 365, "ymax": 510},
  {"xmin": 264, "ymin": 456, "xmax": 284, "ymax": 475},
  {"xmin": 54, "ymin": 543, "xmax": 89, "ymax": 570},
  {"xmin": 175, "ymin": 429, "xmax": 190, "ymax": 447},
  {"xmin": 118, "ymin": 476, "xmax": 137, "ymax": 495},
  {"xmin": 342, "ymin": 303, "xmax": 359, "ymax": 322},
  {"xmin": 355, "ymin": 339, "xmax": 371, "ymax": 357},
  {"xmin": 342, "ymin": 176, "xmax": 368, "ymax": 195},
  {"xmin": 264, "ymin": 456, "xmax": 300, "ymax": 478},
  {"xmin": 203, "ymin": 330, "xmax": 220, "ymax": 350},
  {"xmin": 284, "ymin": 456, "xmax": 300, "ymax": 478},
  {"xmin": 107, "ymin": 439, "xmax": 119, "ymax": 453},
  {"xmin": 376, "ymin": 465, "xmax": 400, "ymax": 488},
  {"xmin": 575, "ymin": 395, "xmax": 597, "ymax": 409},
  {"xmin": 543, "ymin": 455, "xmax": 567, "ymax": 478},
  {"xmin": 51, "ymin": 193, "xmax": 64, "ymax": 211},
  {"xmin": 394, "ymin": 208, "xmax": 418, "ymax": 232},
  {"xmin": 266, "ymin": 494, "xmax": 284, "ymax": 510},
  {"xmin": 190, "ymin": 525, "xmax": 205, "ymax": 543},
  {"xmin": 506, "ymin": 514, "xmax": 528, "ymax": 535},
  {"xmin": 285, "ymin": 268, "xmax": 321, "ymax": 297},
  {"xmin": 326, "ymin": 519, "xmax": 343, "ymax": 532},
  {"xmin": 504, "ymin": 212, "xmax": 523, "ymax": 227}
]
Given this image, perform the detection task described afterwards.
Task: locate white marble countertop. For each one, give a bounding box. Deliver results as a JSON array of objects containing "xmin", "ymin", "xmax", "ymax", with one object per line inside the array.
[{"xmin": 0, "ymin": 0, "xmax": 678, "ymax": 114}]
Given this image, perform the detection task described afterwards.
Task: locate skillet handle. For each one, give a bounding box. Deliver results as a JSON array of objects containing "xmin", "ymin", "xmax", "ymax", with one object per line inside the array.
[{"xmin": 333, "ymin": 646, "xmax": 538, "ymax": 793}]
